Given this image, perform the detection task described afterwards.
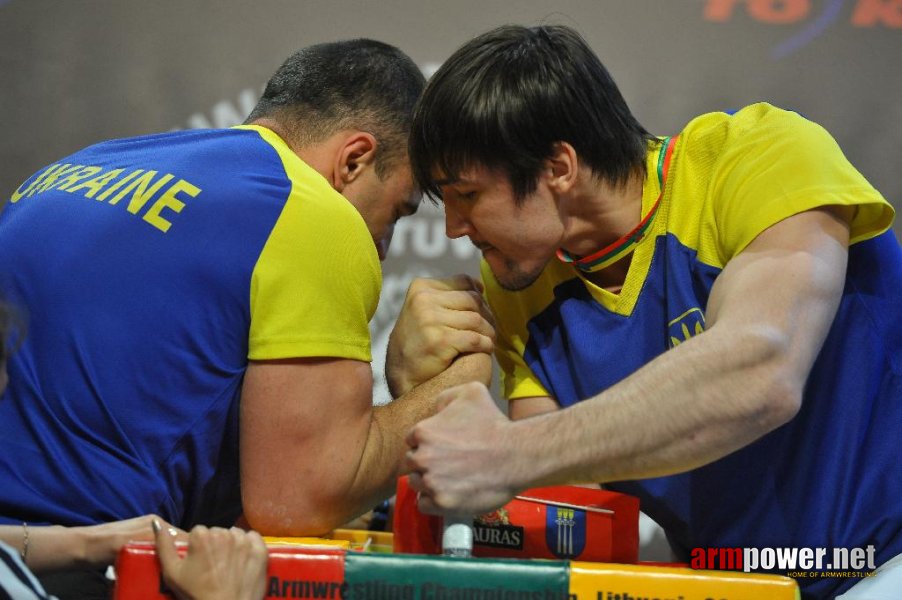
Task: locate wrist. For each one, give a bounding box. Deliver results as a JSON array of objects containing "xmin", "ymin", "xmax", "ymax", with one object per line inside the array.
[
  {"xmin": 384, "ymin": 343, "xmax": 410, "ymax": 399},
  {"xmin": 24, "ymin": 525, "xmax": 70, "ymax": 572},
  {"xmin": 71, "ymin": 523, "xmax": 120, "ymax": 569},
  {"xmin": 505, "ymin": 413, "xmax": 558, "ymax": 491},
  {"xmin": 465, "ymin": 351, "xmax": 493, "ymax": 387},
  {"xmin": 65, "ymin": 525, "xmax": 94, "ymax": 569},
  {"xmin": 385, "ymin": 370, "xmax": 409, "ymax": 399}
]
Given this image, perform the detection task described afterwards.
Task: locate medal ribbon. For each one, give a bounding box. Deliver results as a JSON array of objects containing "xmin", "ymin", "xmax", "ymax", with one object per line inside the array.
[{"xmin": 556, "ymin": 135, "xmax": 678, "ymax": 273}]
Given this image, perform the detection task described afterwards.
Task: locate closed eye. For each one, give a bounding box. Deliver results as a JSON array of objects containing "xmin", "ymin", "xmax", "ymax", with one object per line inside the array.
[
  {"xmin": 436, "ymin": 183, "xmax": 478, "ymax": 203},
  {"xmin": 451, "ymin": 188, "xmax": 478, "ymax": 202}
]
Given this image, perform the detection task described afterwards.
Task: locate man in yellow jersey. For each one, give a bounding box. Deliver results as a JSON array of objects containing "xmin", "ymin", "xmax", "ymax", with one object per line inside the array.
[
  {"xmin": 401, "ymin": 25, "xmax": 900, "ymax": 599},
  {"xmin": 0, "ymin": 38, "xmax": 493, "ymax": 599}
]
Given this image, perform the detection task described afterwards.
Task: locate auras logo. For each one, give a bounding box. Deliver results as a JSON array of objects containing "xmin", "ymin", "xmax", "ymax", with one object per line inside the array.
[
  {"xmin": 704, "ymin": 0, "xmax": 902, "ymax": 57},
  {"xmin": 473, "ymin": 508, "xmax": 525, "ymax": 550}
]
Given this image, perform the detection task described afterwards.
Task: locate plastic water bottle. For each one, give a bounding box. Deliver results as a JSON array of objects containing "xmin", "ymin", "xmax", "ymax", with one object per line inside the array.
[{"xmin": 442, "ymin": 515, "xmax": 473, "ymax": 557}]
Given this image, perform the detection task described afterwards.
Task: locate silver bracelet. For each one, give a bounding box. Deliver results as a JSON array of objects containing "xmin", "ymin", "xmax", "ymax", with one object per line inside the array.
[{"xmin": 20, "ymin": 522, "xmax": 29, "ymax": 564}]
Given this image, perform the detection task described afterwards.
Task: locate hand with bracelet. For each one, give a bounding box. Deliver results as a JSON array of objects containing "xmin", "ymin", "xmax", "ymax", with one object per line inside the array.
[{"xmin": 0, "ymin": 515, "xmax": 186, "ymax": 573}]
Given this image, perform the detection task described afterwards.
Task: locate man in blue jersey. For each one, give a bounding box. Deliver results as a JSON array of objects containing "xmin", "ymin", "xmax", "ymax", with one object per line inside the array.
[
  {"xmin": 0, "ymin": 303, "xmax": 270, "ymax": 600},
  {"xmin": 401, "ymin": 25, "xmax": 901, "ymax": 599},
  {"xmin": 0, "ymin": 37, "xmax": 493, "ymax": 581}
]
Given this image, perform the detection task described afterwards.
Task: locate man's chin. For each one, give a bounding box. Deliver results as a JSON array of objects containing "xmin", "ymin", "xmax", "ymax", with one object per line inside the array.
[
  {"xmin": 489, "ymin": 257, "xmax": 545, "ymax": 292},
  {"xmin": 497, "ymin": 275, "xmax": 540, "ymax": 292}
]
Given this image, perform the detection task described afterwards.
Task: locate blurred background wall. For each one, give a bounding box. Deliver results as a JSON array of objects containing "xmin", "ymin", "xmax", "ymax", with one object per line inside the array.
[{"xmin": 2, "ymin": 0, "xmax": 899, "ymax": 559}]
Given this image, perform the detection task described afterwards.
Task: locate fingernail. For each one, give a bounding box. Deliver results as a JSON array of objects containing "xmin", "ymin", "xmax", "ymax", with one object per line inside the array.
[
  {"xmin": 152, "ymin": 519, "xmax": 161, "ymax": 534},
  {"xmin": 168, "ymin": 527, "xmax": 178, "ymax": 537}
]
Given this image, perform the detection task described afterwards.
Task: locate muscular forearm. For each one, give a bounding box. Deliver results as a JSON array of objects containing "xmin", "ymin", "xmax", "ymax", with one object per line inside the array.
[
  {"xmin": 506, "ymin": 210, "xmax": 850, "ymax": 492},
  {"xmin": 248, "ymin": 353, "xmax": 493, "ymax": 536},
  {"xmin": 508, "ymin": 325, "xmax": 799, "ymax": 490},
  {"xmin": 407, "ymin": 209, "xmax": 851, "ymax": 516},
  {"xmin": 405, "ymin": 327, "xmax": 804, "ymax": 517}
]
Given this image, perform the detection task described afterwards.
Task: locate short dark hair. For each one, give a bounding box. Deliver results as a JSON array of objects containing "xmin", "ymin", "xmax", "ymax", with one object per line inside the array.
[
  {"xmin": 247, "ymin": 39, "xmax": 426, "ymax": 178},
  {"xmin": 410, "ymin": 25, "xmax": 654, "ymax": 201}
]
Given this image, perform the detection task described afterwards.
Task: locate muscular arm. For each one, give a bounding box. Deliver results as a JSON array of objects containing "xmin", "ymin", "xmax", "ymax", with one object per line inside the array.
[
  {"xmin": 240, "ymin": 352, "xmax": 492, "ymax": 536},
  {"xmin": 408, "ymin": 207, "xmax": 853, "ymax": 513},
  {"xmin": 522, "ymin": 206, "xmax": 852, "ymax": 486}
]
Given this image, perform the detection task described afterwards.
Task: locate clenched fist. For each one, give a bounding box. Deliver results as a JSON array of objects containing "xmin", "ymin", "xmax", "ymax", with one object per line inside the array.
[{"xmin": 386, "ymin": 275, "xmax": 495, "ymax": 397}]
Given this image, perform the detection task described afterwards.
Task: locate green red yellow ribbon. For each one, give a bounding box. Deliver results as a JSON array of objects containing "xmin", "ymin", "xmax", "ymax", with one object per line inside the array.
[{"xmin": 556, "ymin": 136, "xmax": 678, "ymax": 273}]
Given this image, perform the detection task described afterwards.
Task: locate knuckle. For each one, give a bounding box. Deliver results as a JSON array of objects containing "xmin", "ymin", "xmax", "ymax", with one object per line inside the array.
[
  {"xmin": 469, "ymin": 332, "xmax": 487, "ymax": 350},
  {"xmin": 252, "ymin": 543, "xmax": 268, "ymax": 561},
  {"xmin": 433, "ymin": 492, "xmax": 456, "ymax": 511},
  {"xmin": 477, "ymin": 338, "xmax": 493, "ymax": 353},
  {"xmin": 410, "ymin": 423, "xmax": 427, "ymax": 442},
  {"xmin": 421, "ymin": 471, "xmax": 438, "ymax": 491},
  {"xmin": 408, "ymin": 277, "xmax": 428, "ymax": 292},
  {"xmin": 463, "ymin": 311, "xmax": 482, "ymax": 330},
  {"xmin": 406, "ymin": 453, "xmax": 424, "ymax": 471}
]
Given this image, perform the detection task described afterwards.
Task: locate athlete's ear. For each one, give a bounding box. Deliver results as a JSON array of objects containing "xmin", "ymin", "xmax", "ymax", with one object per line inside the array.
[
  {"xmin": 332, "ymin": 132, "xmax": 378, "ymax": 193},
  {"xmin": 544, "ymin": 141, "xmax": 578, "ymax": 194}
]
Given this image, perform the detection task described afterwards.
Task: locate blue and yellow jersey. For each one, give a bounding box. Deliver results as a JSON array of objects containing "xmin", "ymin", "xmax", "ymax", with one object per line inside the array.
[
  {"xmin": 0, "ymin": 125, "xmax": 380, "ymax": 528},
  {"xmin": 485, "ymin": 104, "xmax": 901, "ymax": 597}
]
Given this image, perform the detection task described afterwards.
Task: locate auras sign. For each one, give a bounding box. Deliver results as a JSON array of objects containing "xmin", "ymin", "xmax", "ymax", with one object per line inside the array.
[{"xmin": 705, "ymin": 0, "xmax": 902, "ymax": 27}]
